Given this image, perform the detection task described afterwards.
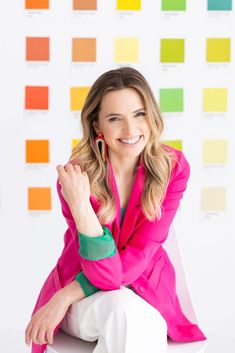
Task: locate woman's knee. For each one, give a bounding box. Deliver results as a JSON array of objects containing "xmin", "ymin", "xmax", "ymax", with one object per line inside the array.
[{"xmin": 106, "ymin": 288, "xmax": 167, "ymax": 332}]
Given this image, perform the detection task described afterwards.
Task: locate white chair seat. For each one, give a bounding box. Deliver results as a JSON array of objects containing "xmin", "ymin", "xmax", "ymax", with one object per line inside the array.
[{"xmin": 47, "ymin": 329, "xmax": 207, "ymax": 353}]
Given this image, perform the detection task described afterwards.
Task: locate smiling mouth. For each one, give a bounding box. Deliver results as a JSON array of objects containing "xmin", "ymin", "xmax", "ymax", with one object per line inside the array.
[{"xmin": 118, "ymin": 135, "xmax": 142, "ymax": 145}]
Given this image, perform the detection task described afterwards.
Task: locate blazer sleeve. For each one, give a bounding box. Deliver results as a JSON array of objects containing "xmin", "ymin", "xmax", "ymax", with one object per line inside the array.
[{"xmin": 57, "ymin": 151, "xmax": 190, "ymax": 291}]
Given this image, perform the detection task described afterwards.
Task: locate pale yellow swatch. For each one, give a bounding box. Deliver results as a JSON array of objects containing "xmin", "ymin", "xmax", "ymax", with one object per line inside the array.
[
  {"xmin": 203, "ymin": 140, "xmax": 228, "ymax": 164},
  {"xmin": 203, "ymin": 88, "xmax": 227, "ymax": 112},
  {"xmin": 70, "ymin": 87, "xmax": 90, "ymax": 111},
  {"xmin": 114, "ymin": 38, "xmax": 139, "ymax": 63},
  {"xmin": 201, "ymin": 187, "xmax": 226, "ymax": 212}
]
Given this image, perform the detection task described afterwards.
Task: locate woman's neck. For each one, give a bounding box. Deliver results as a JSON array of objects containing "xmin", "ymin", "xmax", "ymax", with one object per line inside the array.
[{"xmin": 109, "ymin": 153, "xmax": 139, "ymax": 180}]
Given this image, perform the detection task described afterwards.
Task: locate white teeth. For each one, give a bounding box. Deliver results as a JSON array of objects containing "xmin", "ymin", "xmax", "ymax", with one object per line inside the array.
[{"xmin": 120, "ymin": 136, "xmax": 141, "ymax": 144}]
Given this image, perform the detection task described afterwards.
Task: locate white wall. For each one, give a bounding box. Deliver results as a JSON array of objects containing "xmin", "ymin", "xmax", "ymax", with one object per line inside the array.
[{"xmin": 0, "ymin": 1, "xmax": 234, "ymax": 349}]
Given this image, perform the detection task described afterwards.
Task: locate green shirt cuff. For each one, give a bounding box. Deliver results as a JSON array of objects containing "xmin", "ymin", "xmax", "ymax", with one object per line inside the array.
[
  {"xmin": 78, "ymin": 226, "xmax": 117, "ymax": 260},
  {"xmin": 75, "ymin": 271, "xmax": 100, "ymax": 297}
]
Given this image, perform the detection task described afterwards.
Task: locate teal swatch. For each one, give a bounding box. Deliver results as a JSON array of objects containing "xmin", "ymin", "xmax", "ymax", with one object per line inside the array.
[{"xmin": 208, "ymin": 0, "xmax": 232, "ymax": 10}]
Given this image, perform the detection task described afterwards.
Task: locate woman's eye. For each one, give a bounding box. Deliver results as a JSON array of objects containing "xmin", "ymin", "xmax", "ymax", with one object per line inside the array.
[
  {"xmin": 136, "ymin": 112, "xmax": 145, "ymax": 117},
  {"xmin": 108, "ymin": 112, "xmax": 145, "ymax": 121},
  {"xmin": 108, "ymin": 117, "xmax": 120, "ymax": 122}
]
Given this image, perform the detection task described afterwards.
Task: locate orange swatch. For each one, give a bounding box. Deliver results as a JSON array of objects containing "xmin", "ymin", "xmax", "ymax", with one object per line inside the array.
[
  {"xmin": 72, "ymin": 38, "xmax": 96, "ymax": 62},
  {"xmin": 26, "ymin": 37, "xmax": 50, "ymax": 61},
  {"xmin": 28, "ymin": 187, "xmax": 51, "ymax": 211},
  {"xmin": 25, "ymin": 86, "xmax": 49, "ymax": 110},
  {"xmin": 73, "ymin": 0, "xmax": 97, "ymax": 10},
  {"xmin": 26, "ymin": 140, "xmax": 49, "ymax": 163},
  {"xmin": 25, "ymin": 0, "xmax": 49, "ymax": 9}
]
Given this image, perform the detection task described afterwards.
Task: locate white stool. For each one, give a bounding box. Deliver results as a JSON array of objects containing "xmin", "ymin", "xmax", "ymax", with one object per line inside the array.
[
  {"xmin": 47, "ymin": 224, "xmax": 207, "ymax": 353},
  {"xmin": 47, "ymin": 330, "xmax": 207, "ymax": 353}
]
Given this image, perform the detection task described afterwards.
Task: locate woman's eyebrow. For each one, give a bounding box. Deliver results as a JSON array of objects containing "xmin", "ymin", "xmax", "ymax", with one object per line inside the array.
[{"xmin": 105, "ymin": 108, "xmax": 145, "ymax": 118}]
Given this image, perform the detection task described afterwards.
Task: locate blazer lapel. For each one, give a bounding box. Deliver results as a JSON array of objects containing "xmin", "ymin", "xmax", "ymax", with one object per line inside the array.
[{"xmin": 107, "ymin": 157, "xmax": 145, "ymax": 249}]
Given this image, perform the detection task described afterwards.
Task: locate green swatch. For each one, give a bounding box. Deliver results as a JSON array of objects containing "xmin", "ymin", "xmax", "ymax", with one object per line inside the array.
[
  {"xmin": 161, "ymin": 39, "xmax": 185, "ymax": 63},
  {"xmin": 208, "ymin": 0, "xmax": 232, "ymax": 11},
  {"xmin": 160, "ymin": 88, "xmax": 184, "ymax": 112},
  {"xmin": 162, "ymin": 0, "xmax": 186, "ymax": 11}
]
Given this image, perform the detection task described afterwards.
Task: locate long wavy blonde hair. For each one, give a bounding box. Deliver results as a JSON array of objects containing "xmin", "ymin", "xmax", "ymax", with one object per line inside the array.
[{"xmin": 70, "ymin": 67, "xmax": 178, "ymax": 224}]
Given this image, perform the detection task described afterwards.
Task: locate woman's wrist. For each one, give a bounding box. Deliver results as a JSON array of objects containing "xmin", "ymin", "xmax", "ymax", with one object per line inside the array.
[
  {"xmin": 70, "ymin": 200, "xmax": 91, "ymax": 218},
  {"xmin": 70, "ymin": 201, "xmax": 104, "ymax": 237},
  {"xmin": 59, "ymin": 280, "xmax": 85, "ymax": 305}
]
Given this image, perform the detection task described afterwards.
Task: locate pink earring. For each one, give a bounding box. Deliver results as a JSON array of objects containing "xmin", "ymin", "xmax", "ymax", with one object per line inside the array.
[{"xmin": 95, "ymin": 132, "xmax": 107, "ymax": 162}]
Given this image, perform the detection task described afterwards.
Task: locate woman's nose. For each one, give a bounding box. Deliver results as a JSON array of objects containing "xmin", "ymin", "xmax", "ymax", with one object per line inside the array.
[{"xmin": 122, "ymin": 118, "xmax": 135, "ymax": 135}]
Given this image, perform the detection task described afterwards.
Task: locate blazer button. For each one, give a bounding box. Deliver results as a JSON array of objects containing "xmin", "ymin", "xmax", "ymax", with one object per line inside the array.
[{"xmin": 139, "ymin": 286, "xmax": 145, "ymax": 293}]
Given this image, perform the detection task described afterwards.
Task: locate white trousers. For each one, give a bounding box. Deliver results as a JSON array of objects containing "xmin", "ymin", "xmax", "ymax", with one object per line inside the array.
[{"xmin": 59, "ymin": 286, "xmax": 168, "ymax": 353}]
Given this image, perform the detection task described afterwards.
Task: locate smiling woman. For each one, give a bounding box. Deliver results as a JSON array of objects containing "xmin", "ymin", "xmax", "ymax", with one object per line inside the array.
[
  {"xmin": 26, "ymin": 67, "xmax": 206, "ymax": 353},
  {"xmin": 70, "ymin": 67, "xmax": 178, "ymax": 225},
  {"xmin": 93, "ymin": 88, "xmax": 151, "ymax": 164}
]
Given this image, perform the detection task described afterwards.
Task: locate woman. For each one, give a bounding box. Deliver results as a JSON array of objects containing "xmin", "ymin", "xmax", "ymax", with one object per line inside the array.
[{"xmin": 25, "ymin": 67, "xmax": 206, "ymax": 353}]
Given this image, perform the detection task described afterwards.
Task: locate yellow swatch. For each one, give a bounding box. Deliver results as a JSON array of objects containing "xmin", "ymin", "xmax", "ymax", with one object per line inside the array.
[
  {"xmin": 28, "ymin": 187, "xmax": 51, "ymax": 211},
  {"xmin": 114, "ymin": 38, "xmax": 139, "ymax": 63},
  {"xmin": 117, "ymin": 0, "xmax": 141, "ymax": 10},
  {"xmin": 203, "ymin": 88, "xmax": 227, "ymax": 112},
  {"xmin": 70, "ymin": 87, "xmax": 90, "ymax": 111},
  {"xmin": 201, "ymin": 187, "xmax": 226, "ymax": 212},
  {"xmin": 162, "ymin": 140, "xmax": 183, "ymax": 151},
  {"xmin": 72, "ymin": 139, "xmax": 80, "ymax": 149},
  {"xmin": 203, "ymin": 140, "xmax": 228, "ymax": 164},
  {"xmin": 206, "ymin": 38, "xmax": 231, "ymax": 62}
]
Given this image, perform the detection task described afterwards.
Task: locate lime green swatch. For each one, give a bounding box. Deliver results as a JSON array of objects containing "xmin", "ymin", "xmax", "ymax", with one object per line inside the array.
[
  {"xmin": 163, "ymin": 140, "xmax": 183, "ymax": 151},
  {"xmin": 206, "ymin": 38, "xmax": 231, "ymax": 63},
  {"xmin": 161, "ymin": 39, "xmax": 185, "ymax": 63},
  {"xmin": 160, "ymin": 88, "xmax": 184, "ymax": 112},
  {"xmin": 162, "ymin": 0, "xmax": 186, "ymax": 11}
]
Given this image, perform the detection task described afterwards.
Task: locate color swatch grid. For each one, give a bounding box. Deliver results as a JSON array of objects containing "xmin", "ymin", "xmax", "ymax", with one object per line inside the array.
[{"xmin": 21, "ymin": 2, "xmax": 234, "ymax": 217}]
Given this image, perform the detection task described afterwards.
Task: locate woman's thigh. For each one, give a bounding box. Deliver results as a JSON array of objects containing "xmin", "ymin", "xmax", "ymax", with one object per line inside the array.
[{"xmin": 60, "ymin": 286, "xmax": 167, "ymax": 343}]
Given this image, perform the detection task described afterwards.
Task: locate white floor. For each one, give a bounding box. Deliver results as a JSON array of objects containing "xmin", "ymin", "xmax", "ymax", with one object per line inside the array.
[{"xmin": 0, "ymin": 330, "xmax": 234, "ymax": 353}]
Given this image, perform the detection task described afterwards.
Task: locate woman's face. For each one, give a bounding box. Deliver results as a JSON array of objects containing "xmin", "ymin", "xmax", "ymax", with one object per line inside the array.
[{"xmin": 93, "ymin": 88, "xmax": 151, "ymax": 160}]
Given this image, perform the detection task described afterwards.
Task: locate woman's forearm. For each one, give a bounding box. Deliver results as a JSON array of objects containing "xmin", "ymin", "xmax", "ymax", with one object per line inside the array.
[
  {"xmin": 60, "ymin": 280, "xmax": 86, "ymax": 305},
  {"xmin": 70, "ymin": 201, "xmax": 104, "ymax": 237}
]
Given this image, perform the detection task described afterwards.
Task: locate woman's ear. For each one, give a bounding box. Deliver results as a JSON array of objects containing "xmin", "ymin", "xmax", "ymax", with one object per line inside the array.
[{"xmin": 93, "ymin": 121, "xmax": 100, "ymax": 134}]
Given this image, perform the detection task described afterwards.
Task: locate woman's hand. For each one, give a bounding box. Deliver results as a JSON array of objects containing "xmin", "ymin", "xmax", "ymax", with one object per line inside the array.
[
  {"xmin": 25, "ymin": 290, "xmax": 70, "ymax": 347},
  {"xmin": 56, "ymin": 163, "xmax": 91, "ymax": 209}
]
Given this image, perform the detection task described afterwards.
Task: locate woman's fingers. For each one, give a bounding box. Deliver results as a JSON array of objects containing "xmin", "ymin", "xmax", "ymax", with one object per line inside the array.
[
  {"xmin": 30, "ymin": 324, "xmax": 41, "ymax": 345},
  {"xmin": 74, "ymin": 164, "xmax": 82, "ymax": 173},
  {"xmin": 57, "ymin": 163, "xmax": 82, "ymax": 175},
  {"xmin": 25, "ymin": 320, "xmax": 34, "ymax": 346},
  {"xmin": 36, "ymin": 325, "xmax": 48, "ymax": 345},
  {"xmin": 46, "ymin": 327, "xmax": 54, "ymax": 345},
  {"xmin": 56, "ymin": 165, "xmax": 67, "ymax": 181}
]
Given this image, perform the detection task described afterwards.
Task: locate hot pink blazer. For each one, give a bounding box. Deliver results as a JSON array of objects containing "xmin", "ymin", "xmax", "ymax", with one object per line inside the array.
[{"xmin": 31, "ymin": 145, "xmax": 206, "ymax": 353}]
